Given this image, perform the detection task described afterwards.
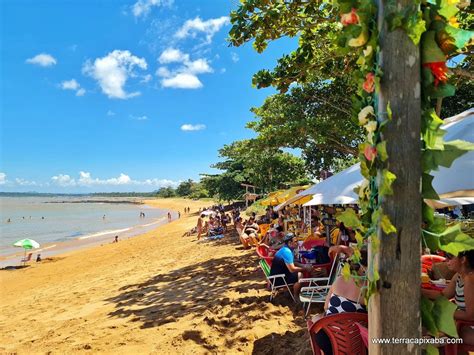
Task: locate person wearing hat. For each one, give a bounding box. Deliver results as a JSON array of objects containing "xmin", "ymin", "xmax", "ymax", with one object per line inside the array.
[{"xmin": 269, "ymin": 233, "xmax": 314, "ymax": 299}]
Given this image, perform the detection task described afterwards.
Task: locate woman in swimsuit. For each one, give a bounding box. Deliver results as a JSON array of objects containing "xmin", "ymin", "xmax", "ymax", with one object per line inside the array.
[{"xmin": 423, "ymin": 249, "xmax": 474, "ymax": 347}]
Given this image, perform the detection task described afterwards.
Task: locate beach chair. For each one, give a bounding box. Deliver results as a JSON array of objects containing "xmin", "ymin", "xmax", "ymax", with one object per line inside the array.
[
  {"xmin": 256, "ymin": 245, "xmax": 275, "ymax": 266},
  {"xmin": 299, "ymin": 257, "xmax": 342, "ymax": 317},
  {"xmin": 21, "ymin": 253, "xmax": 33, "ymax": 265},
  {"xmin": 307, "ymin": 312, "xmax": 368, "ymax": 355},
  {"xmin": 259, "ymin": 259, "xmax": 296, "ymax": 302}
]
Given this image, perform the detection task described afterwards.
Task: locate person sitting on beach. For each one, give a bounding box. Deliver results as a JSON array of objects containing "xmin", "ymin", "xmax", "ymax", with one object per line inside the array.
[
  {"xmin": 240, "ymin": 217, "xmax": 260, "ymax": 248},
  {"xmin": 313, "ymin": 247, "xmax": 368, "ymax": 355},
  {"xmin": 36, "ymin": 254, "xmax": 42, "ymax": 262},
  {"xmin": 113, "ymin": 235, "xmax": 119, "ymax": 243},
  {"xmin": 269, "ymin": 233, "xmax": 314, "ymax": 299},
  {"xmin": 259, "ymin": 228, "xmax": 284, "ymax": 250}
]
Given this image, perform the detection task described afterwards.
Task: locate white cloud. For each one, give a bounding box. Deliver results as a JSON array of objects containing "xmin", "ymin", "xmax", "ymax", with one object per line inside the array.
[
  {"xmin": 51, "ymin": 174, "xmax": 76, "ymax": 187},
  {"xmin": 26, "ymin": 53, "xmax": 57, "ymax": 67},
  {"xmin": 82, "ymin": 50, "xmax": 147, "ymax": 99},
  {"xmin": 158, "ymin": 48, "xmax": 189, "ymax": 64},
  {"xmin": 132, "ymin": 0, "xmax": 173, "ymax": 18},
  {"xmin": 0, "ymin": 173, "xmax": 6, "ymax": 185},
  {"xmin": 15, "ymin": 178, "xmax": 37, "ymax": 186},
  {"xmin": 51, "ymin": 172, "xmax": 179, "ymax": 189},
  {"xmin": 162, "ymin": 74, "xmax": 202, "ymax": 89},
  {"xmin": 181, "ymin": 124, "xmax": 206, "ymax": 131},
  {"xmin": 76, "ymin": 88, "xmax": 86, "ymax": 96},
  {"xmin": 107, "ymin": 110, "xmax": 116, "ymax": 116},
  {"xmin": 140, "ymin": 74, "xmax": 152, "ymax": 83},
  {"xmin": 156, "ymin": 48, "xmax": 212, "ymax": 89},
  {"xmin": 175, "ymin": 16, "xmax": 230, "ymax": 44},
  {"xmin": 231, "ymin": 52, "xmax": 239, "ymax": 63},
  {"xmin": 61, "ymin": 79, "xmax": 86, "ymax": 96},
  {"xmin": 130, "ymin": 115, "xmax": 148, "ymax": 121},
  {"xmin": 185, "ymin": 58, "xmax": 212, "ymax": 74},
  {"xmin": 156, "ymin": 66, "xmax": 172, "ymax": 78},
  {"xmin": 61, "ymin": 79, "xmax": 80, "ymax": 90}
]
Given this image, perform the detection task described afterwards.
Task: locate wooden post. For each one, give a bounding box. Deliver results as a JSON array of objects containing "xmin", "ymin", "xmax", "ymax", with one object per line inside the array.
[{"xmin": 369, "ymin": 0, "xmax": 422, "ymax": 353}]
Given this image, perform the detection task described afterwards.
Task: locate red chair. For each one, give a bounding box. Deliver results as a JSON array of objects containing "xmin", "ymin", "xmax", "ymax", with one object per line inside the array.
[
  {"xmin": 307, "ymin": 312, "xmax": 368, "ymax": 355},
  {"xmin": 444, "ymin": 320, "xmax": 474, "ymax": 355},
  {"xmin": 256, "ymin": 245, "xmax": 275, "ymax": 266},
  {"xmin": 303, "ymin": 238, "xmax": 326, "ymax": 250}
]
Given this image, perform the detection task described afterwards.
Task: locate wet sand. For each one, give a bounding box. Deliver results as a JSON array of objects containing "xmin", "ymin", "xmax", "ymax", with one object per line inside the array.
[{"xmin": 0, "ymin": 198, "xmax": 312, "ymax": 354}]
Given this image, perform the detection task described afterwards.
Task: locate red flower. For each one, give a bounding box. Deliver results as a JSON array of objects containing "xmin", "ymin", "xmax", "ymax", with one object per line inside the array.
[
  {"xmin": 422, "ymin": 62, "xmax": 449, "ymax": 87},
  {"xmin": 363, "ymin": 72, "xmax": 375, "ymax": 93},
  {"xmin": 364, "ymin": 146, "xmax": 377, "ymax": 161},
  {"xmin": 341, "ymin": 8, "xmax": 359, "ymax": 26}
]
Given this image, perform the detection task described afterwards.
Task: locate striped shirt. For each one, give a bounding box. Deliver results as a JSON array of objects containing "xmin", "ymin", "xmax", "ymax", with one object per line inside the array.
[{"xmin": 455, "ymin": 274, "xmax": 466, "ymax": 311}]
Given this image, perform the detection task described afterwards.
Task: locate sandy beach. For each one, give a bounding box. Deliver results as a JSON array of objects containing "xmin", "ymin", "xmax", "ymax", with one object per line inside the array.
[{"xmin": 0, "ymin": 198, "xmax": 312, "ymax": 354}]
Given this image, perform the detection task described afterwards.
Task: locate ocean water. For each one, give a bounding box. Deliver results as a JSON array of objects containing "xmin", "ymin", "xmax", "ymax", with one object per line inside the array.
[{"xmin": 0, "ymin": 196, "xmax": 170, "ymax": 256}]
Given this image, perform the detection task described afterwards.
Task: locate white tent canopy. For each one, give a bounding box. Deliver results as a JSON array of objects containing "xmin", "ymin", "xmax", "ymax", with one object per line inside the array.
[{"xmin": 303, "ymin": 108, "xmax": 474, "ymax": 207}]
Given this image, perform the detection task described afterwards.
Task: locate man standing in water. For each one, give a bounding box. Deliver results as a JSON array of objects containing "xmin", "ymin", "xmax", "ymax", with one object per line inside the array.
[{"xmin": 167, "ymin": 212, "xmax": 171, "ymax": 222}]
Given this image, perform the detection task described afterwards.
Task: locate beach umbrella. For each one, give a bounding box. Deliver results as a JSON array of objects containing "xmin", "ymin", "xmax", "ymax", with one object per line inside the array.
[
  {"xmin": 13, "ymin": 238, "xmax": 40, "ymax": 249},
  {"xmin": 13, "ymin": 238, "xmax": 40, "ymax": 265},
  {"xmin": 303, "ymin": 108, "xmax": 474, "ymax": 207}
]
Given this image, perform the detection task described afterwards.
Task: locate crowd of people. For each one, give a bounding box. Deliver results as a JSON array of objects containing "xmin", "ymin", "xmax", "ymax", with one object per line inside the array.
[{"xmin": 184, "ymin": 200, "xmax": 474, "ymax": 352}]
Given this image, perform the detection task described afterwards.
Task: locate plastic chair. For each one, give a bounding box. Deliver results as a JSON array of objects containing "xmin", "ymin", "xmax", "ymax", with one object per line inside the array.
[{"xmin": 307, "ymin": 312, "xmax": 368, "ymax": 355}]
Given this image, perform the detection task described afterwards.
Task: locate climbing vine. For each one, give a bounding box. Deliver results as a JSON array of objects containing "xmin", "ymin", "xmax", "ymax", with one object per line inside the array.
[{"xmin": 334, "ymin": 0, "xmax": 473, "ymax": 351}]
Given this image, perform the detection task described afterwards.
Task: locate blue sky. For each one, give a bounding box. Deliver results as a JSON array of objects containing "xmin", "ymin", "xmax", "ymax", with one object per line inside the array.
[{"xmin": 0, "ymin": 0, "xmax": 295, "ymax": 193}]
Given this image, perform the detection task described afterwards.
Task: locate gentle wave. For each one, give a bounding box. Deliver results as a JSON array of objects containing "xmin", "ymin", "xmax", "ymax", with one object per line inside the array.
[
  {"xmin": 77, "ymin": 217, "xmax": 167, "ymax": 240},
  {"xmin": 141, "ymin": 216, "xmax": 167, "ymax": 227},
  {"xmin": 78, "ymin": 227, "xmax": 133, "ymax": 240}
]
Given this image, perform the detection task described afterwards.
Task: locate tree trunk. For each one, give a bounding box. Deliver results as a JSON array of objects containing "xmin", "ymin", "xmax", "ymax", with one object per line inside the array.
[{"xmin": 369, "ymin": 1, "xmax": 422, "ymax": 353}]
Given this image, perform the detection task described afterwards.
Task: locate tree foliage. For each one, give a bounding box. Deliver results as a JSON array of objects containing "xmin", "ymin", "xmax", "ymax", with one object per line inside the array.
[
  {"xmin": 248, "ymin": 77, "xmax": 363, "ymax": 175},
  {"xmin": 202, "ymin": 139, "xmax": 309, "ymax": 201}
]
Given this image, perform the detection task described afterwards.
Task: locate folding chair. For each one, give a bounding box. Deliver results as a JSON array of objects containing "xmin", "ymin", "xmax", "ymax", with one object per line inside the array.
[
  {"xmin": 259, "ymin": 259, "xmax": 296, "ymax": 302},
  {"xmin": 299, "ymin": 257, "xmax": 342, "ymax": 317}
]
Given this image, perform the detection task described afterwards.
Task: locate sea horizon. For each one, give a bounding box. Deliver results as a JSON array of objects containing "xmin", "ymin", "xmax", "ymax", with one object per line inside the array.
[{"xmin": 0, "ymin": 196, "xmax": 173, "ymax": 262}]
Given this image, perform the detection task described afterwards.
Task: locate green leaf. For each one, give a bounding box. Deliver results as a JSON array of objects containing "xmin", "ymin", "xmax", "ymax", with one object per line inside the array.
[
  {"xmin": 422, "ymin": 140, "xmax": 474, "ymax": 172},
  {"xmin": 423, "ymin": 201, "xmax": 435, "ymax": 226},
  {"xmin": 438, "ymin": 0, "xmax": 459, "ymax": 20},
  {"xmin": 342, "ymin": 262, "xmax": 351, "ymax": 281},
  {"xmin": 336, "ymin": 208, "xmax": 361, "ymax": 229},
  {"xmin": 386, "ymin": 101, "xmax": 392, "ymax": 120},
  {"xmin": 380, "ymin": 213, "xmax": 397, "ymax": 235},
  {"xmin": 422, "ymin": 172, "xmax": 439, "ymax": 199},
  {"xmin": 444, "ymin": 26, "xmax": 474, "ymax": 51},
  {"xmin": 376, "ymin": 141, "xmax": 388, "ymax": 162},
  {"xmin": 379, "ymin": 169, "xmax": 396, "ymax": 196},
  {"xmin": 421, "ymin": 296, "xmax": 439, "ymax": 336},
  {"xmin": 425, "ymin": 83, "xmax": 456, "ymax": 99},
  {"xmin": 439, "ymin": 140, "xmax": 474, "ymax": 167},
  {"xmin": 439, "ymin": 224, "xmax": 474, "ymax": 256},
  {"xmin": 421, "ymin": 31, "xmax": 447, "ymax": 64},
  {"xmin": 422, "ymin": 110, "xmax": 446, "ymax": 150},
  {"xmin": 423, "ymin": 229, "xmax": 442, "ymax": 252},
  {"xmin": 405, "ymin": 11, "xmax": 426, "ymax": 45},
  {"xmin": 426, "ymin": 344, "xmax": 439, "ymax": 355},
  {"xmin": 433, "ymin": 296, "xmax": 459, "ymax": 338}
]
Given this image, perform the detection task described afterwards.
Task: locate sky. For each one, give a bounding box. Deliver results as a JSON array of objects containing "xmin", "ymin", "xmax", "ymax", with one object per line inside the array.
[{"xmin": 0, "ymin": 0, "xmax": 295, "ymax": 193}]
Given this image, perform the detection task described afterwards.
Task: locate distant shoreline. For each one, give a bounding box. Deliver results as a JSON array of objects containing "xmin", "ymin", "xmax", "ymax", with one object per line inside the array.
[{"xmin": 44, "ymin": 200, "xmax": 144, "ymax": 204}]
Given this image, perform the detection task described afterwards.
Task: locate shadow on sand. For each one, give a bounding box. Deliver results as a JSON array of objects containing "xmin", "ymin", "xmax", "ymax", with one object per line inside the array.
[{"xmin": 104, "ymin": 235, "xmax": 308, "ymax": 351}]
